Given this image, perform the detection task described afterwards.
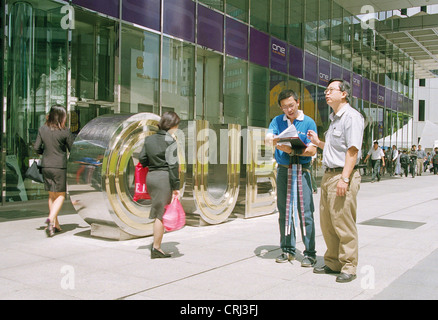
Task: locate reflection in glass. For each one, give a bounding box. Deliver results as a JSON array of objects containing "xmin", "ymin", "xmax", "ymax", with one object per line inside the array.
[
  {"xmin": 289, "ymin": 0, "xmax": 303, "ymax": 48},
  {"xmin": 227, "ymin": 0, "xmax": 248, "ymax": 22},
  {"xmin": 224, "ymin": 57, "xmax": 247, "ymax": 125},
  {"xmin": 250, "ymin": 0, "xmax": 269, "ymax": 33},
  {"xmin": 6, "ymin": 0, "xmax": 68, "ymax": 201},
  {"xmin": 304, "ymin": 0, "xmax": 318, "ymax": 54},
  {"xmin": 249, "ymin": 64, "xmax": 269, "ymax": 127},
  {"xmin": 271, "ymin": 0, "xmax": 287, "ymax": 40},
  {"xmin": 162, "ymin": 38, "xmax": 194, "ymax": 119},
  {"xmin": 121, "ymin": 26, "xmax": 159, "ymax": 114},
  {"xmin": 196, "ymin": 48, "xmax": 223, "ymax": 123}
]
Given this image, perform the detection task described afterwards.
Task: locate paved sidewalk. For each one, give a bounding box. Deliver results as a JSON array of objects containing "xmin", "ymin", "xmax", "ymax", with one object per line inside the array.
[{"xmin": 0, "ymin": 172, "xmax": 437, "ymax": 300}]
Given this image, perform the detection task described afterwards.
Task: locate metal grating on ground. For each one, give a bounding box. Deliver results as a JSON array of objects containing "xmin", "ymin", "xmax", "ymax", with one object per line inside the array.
[{"xmin": 359, "ymin": 218, "xmax": 426, "ymax": 230}]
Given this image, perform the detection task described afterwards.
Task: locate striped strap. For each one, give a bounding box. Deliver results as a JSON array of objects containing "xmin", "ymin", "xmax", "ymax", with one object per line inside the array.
[
  {"xmin": 285, "ymin": 164, "xmax": 306, "ymax": 237},
  {"xmin": 286, "ymin": 167, "xmax": 292, "ymax": 236},
  {"xmin": 297, "ymin": 164, "xmax": 306, "ymax": 236}
]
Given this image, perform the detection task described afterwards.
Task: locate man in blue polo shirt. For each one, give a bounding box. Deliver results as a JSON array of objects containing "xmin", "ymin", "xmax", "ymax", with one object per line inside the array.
[{"xmin": 266, "ymin": 89, "xmax": 318, "ymax": 267}]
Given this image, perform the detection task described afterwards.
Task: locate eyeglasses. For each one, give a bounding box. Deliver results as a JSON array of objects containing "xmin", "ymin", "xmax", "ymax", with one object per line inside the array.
[
  {"xmin": 324, "ymin": 88, "xmax": 342, "ymax": 95},
  {"xmin": 280, "ymin": 103, "xmax": 297, "ymax": 110}
]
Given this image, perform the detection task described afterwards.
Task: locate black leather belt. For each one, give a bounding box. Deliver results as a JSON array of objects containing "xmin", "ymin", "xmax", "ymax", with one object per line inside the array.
[{"xmin": 325, "ymin": 166, "xmax": 358, "ymax": 173}]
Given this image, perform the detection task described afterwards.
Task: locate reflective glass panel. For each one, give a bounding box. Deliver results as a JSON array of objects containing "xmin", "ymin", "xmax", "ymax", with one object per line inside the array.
[{"xmin": 120, "ymin": 25, "xmax": 160, "ymax": 114}]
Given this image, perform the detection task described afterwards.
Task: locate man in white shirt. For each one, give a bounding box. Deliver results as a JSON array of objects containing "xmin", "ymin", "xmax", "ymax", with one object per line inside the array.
[
  {"xmin": 416, "ymin": 145, "xmax": 427, "ymax": 176},
  {"xmin": 308, "ymin": 78, "xmax": 364, "ymax": 283},
  {"xmin": 364, "ymin": 141, "xmax": 385, "ymax": 182}
]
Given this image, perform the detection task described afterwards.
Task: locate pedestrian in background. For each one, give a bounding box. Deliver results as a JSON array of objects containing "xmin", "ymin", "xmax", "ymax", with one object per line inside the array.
[
  {"xmin": 139, "ymin": 111, "xmax": 181, "ymax": 259},
  {"xmin": 308, "ymin": 78, "xmax": 364, "ymax": 283},
  {"xmin": 391, "ymin": 145, "xmax": 399, "ymax": 176},
  {"xmin": 400, "ymin": 150, "xmax": 410, "ymax": 177},
  {"xmin": 433, "ymin": 147, "xmax": 438, "ymax": 175},
  {"xmin": 34, "ymin": 105, "xmax": 75, "ymax": 237},
  {"xmin": 416, "ymin": 145, "xmax": 427, "ymax": 176},
  {"xmin": 364, "ymin": 141, "xmax": 385, "ymax": 182}
]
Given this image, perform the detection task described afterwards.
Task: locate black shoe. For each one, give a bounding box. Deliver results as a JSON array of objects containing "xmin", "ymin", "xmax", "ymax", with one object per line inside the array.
[
  {"xmin": 151, "ymin": 247, "xmax": 171, "ymax": 259},
  {"xmin": 275, "ymin": 253, "xmax": 295, "ymax": 263},
  {"xmin": 301, "ymin": 256, "xmax": 316, "ymax": 268},
  {"xmin": 313, "ymin": 265, "xmax": 340, "ymax": 274},
  {"xmin": 336, "ymin": 273, "xmax": 357, "ymax": 283}
]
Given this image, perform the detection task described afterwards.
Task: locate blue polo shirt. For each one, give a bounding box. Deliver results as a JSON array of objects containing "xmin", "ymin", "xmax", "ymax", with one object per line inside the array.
[{"xmin": 268, "ymin": 111, "xmax": 317, "ymax": 165}]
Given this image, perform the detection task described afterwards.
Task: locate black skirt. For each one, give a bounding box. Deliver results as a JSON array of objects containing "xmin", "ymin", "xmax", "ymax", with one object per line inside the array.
[
  {"xmin": 146, "ymin": 170, "xmax": 172, "ymax": 220},
  {"xmin": 41, "ymin": 168, "xmax": 67, "ymax": 192}
]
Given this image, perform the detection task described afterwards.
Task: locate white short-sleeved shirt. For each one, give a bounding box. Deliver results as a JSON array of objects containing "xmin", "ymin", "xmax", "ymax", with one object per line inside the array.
[
  {"xmin": 323, "ymin": 104, "xmax": 364, "ymax": 168},
  {"xmin": 367, "ymin": 147, "xmax": 384, "ymax": 160}
]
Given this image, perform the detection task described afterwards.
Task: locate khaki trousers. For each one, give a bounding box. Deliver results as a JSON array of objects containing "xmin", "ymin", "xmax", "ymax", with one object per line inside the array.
[{"xmin": 319, "ymin": 170, "xmax": 361, "ymax": 275}]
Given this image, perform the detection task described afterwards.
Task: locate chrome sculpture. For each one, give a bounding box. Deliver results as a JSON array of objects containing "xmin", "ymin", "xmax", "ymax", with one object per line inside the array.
[{"xmin": 67, "ymin": 113, "xmax": 277, "ymax": 239}]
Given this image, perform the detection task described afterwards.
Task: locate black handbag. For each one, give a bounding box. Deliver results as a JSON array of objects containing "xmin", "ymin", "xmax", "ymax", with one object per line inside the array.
[{"xmin": 25, "ymin": 161, "xmax": 44, "ymax": 183}]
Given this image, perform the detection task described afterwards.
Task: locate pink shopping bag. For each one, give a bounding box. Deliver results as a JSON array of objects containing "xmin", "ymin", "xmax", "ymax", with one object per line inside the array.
[{"xmin": 162, "ymin": 197, "xmax": 186, "ymax": 232}]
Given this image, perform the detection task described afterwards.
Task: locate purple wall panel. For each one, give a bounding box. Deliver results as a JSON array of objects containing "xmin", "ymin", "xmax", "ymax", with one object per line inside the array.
[
  {"xmin": 122, "ymin": 0, "xmax": 160, "ymax": 31},
  {"xmin": 378, "ymin": 85, "xmax": 385, "ymax": 106},
  {"xmin": 289, "ymin": 45, "xmax": 303, "ymax": 79},
  {"xmin": 331, "ymin": 63, "xmax": 342, "ymax": 80},
  {"xmin": 249, "ymin": 28, "xmax": 269, "ymax": 68},
  {"xmin": 391, "ymin": 91, "xmax": 398, "ymax": 111},
  {"xmin": 163, "ymin": 0, "xmax": 195, "ymax": 42},
  {"xmin": 304, "ymin": 52, "xmax": 317, "ymax": 83},
  {"xmin": 397, "ymin": 94, "xmax": 403, "ymax": 112},
  {"xmin": 362, "ymin": 78, "xmax": 370, "ymax": 102},
  {"xmin": 352, "ymin": 73, "xmax": 361, "ymax": 98},
  {"xmin": 342, "ymin": 68, "xmax": 351, "ymax": 84},
  {"xmin": 385, "ymin": 88, "xmax": 392, "ymax": 109},
  {"xmin": 371, "ymin": 82, "xmax": 378, "ymax": 104},
  {"xmin": 197, "ymin": 6, "xmax": 223, "ymax": 52},
  {"xmin": 225, "ymin": 17, "xmax": 248, "ymax": 60},
  {"xmin": 318, "ymin": 58, "xmax": 330, "ymax": 86},
  {"xmin": 73, "ymin": 0, "xmax": 119, "ymax": 18},
  {"xmin": 270, "ymin": 37, "xmax": 287, "ymax": 74}
]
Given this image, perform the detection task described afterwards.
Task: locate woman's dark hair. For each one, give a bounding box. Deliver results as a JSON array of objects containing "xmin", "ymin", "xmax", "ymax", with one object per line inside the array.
[
  {"xmin": 277, "ymin": 89, "xmax": 299, "ymax": 106},
  {"xmin": 46, "ymin": 105, "xmax": 67, "ymax": 130},
  {"xmin": 327, "ymin": 78, "xmax": 351, "ymax": 102},
  {"xmin": 158, "ymin": 111, "xmax": 181, "ymax": 131}
]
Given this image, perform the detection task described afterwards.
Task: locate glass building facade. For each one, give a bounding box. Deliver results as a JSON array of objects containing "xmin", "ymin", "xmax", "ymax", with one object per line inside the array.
[{"xmin": 0, "ymin": 0, "xmax": 414, "ymax": 204}]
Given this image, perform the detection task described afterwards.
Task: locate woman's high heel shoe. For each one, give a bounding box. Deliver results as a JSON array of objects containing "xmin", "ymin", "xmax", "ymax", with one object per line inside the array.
[
  {"xmin": 45, "ymin": 218, "xmax": 54, "ymax": 237},
  {"xmin": 151, "ymin": 247, "xmax": 171, "ymax": 259}
]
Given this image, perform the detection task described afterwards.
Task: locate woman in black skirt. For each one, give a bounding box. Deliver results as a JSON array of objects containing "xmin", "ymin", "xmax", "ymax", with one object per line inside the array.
[
  {"xmin": 34, "ymin": 105, "xmax": 75, "ymax": 237},
  {"xmin": 139, "ymin": 111, "xmax": 181, "ymax": 259}
]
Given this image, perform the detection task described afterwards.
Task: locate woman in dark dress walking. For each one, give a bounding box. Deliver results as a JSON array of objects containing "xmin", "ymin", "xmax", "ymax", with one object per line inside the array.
[
  {"xmin": 34, "ymin": 105, "xmax": 75, "ymax": 237},
  {"xmin": 139, "ymin": 111, "xmax": 181, "ymax": 259}
]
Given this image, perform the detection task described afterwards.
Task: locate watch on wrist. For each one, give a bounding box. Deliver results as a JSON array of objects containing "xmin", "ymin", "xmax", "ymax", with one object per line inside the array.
[{"xmin": 341, "ymin": 176, "xmax": 350, "ymax": 183}]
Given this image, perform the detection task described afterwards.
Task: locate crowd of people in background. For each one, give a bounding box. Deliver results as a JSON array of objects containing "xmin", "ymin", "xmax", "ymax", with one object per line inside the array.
[{"xmin": 363, "ymin": 142, "xmax": 438, "ymax": 179}]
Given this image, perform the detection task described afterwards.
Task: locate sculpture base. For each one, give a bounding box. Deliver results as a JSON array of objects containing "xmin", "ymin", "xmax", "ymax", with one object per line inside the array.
[{"xmin": 90, "ymin": 223, "xmax": 146, "ymax": 241}]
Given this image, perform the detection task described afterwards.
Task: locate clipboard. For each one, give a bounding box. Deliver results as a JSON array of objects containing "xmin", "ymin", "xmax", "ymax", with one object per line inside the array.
[{"xmin": 277, "ymin": 136, "xmax": 308, "ymax": 149}]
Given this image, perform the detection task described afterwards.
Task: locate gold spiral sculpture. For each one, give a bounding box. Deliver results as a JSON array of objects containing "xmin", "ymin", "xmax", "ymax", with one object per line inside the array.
[{"xmin": 68, "ymin": 113, "xmax": 277, "ymax": 239}]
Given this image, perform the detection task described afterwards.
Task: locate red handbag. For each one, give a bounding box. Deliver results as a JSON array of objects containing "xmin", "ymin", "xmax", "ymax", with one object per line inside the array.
[
  {"xmin": 133, "ymin": 163, "xmax": 151, "ymax": 201},
  {"xmin": 162, "ymin": 196, "xmax": 186, "ymax": 232}
]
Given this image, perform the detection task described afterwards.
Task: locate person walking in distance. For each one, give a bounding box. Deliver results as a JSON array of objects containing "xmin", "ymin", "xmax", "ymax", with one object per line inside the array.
[
  {"xmin": 34, "ymin": 105, "xmax": 75, "ymax": 237},
  {"xmin": 391, "ymin": 145, "xmax": 399, "ymax": 176},
  {"xmin": 307, "ymin": 78, "xmax": 364, "ymax": 283},
  {"xmin": 364, "ymin": 141, "xmax": 385, "ymax": 182},
  {"xmin": 416, "ymin": 145, "xmax": 426, "ymax": 176}
]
